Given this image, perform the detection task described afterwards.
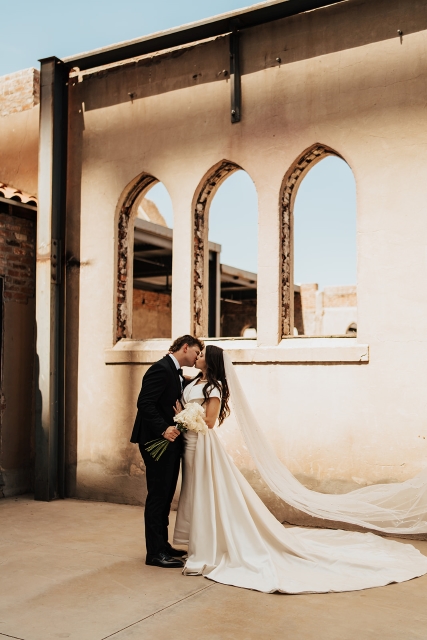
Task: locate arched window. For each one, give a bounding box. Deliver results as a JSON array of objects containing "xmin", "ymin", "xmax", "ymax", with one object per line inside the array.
[
  {"xmin": 192, "ymin": 162, "xmax": 258, "ymax": 338},
  {"xmin": 115, "ymin": 174, "xmax": 174, "ymax": 341},
  {"xmin": 280, "ymin": 145, "xmax": 357, "ymax": 337},
  {"xmin": 210, "ymin": 171, "xmax": 258, "ymax": 338}
]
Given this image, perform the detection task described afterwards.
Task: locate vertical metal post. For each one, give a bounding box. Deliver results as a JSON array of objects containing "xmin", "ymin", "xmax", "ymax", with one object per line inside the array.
[
  {"xmin": 230, "ymin": 31, "xmax": 241, "ymax": 124},
  {"xmin": 215, "ymin": 252, "xmax": 221, "ymax": 337},
  {"xmin": 208, "ymin": 250, "xmax": 221, "ymax": 337},
  {"xmin": 35, "ymin": 57, "xmax": 68, "ymax": 501}
]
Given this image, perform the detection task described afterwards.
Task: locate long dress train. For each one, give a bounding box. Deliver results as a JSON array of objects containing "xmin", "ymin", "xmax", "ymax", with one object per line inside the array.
[
  {"xmin": 222, "ymin": 352, "xmax": 427, "ymax": 535},
  {"xmin": 174, "ymin": 379, "xmax": 427, "ymax": 594}
]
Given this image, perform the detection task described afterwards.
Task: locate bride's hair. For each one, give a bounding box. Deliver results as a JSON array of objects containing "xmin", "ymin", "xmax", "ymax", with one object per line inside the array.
[{"xmin": 203, "ymin": 345, "xmax": 230, "ymax": 425}]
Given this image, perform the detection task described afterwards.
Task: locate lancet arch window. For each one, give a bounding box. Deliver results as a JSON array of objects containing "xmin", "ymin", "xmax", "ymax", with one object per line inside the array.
[
  {"xmin": 192, "ymin": 161, "xmax": 258, "ymax": 339},
  {"xmin": 280, "ymin": 144, "xmax": 357, "ymax": 338},
  {"xmin": 192, "ymin": 161, "xmax": 241, "ymax": 338},
  {"xmin": 116, "ymin": 173, "xmax": 174, "ymax": 341}
]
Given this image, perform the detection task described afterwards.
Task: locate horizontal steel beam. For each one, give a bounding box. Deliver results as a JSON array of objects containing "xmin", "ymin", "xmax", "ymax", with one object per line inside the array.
[{"xmin": 64, "ymin": 0, "xmax": 346, "ymax": 71}]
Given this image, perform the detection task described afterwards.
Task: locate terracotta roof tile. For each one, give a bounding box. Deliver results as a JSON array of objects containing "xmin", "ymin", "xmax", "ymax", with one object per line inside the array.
[{"xmin": 0, "ymin": 182, "xmax": 37, "ymax": 206}]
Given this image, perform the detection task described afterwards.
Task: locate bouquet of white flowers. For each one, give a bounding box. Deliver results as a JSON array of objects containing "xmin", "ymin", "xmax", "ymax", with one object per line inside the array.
[
  {"xmin": 174, "ymin": 402, "xmax": 208, "ymax": 435},
  {"xmin": 145, "ymin": 402, "xmax": 208, "ymax": 461}
]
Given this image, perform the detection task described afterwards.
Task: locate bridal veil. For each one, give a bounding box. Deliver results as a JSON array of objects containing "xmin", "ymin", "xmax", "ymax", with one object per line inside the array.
[{"xmin": 222, "ymin": 352, "xmax": 427, "ymax": 535}]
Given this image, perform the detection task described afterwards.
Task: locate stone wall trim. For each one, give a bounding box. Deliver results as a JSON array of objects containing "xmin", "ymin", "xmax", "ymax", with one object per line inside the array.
[{"xmin": 105, "ymin": 337, "xmax": 369, "ymax": 364}]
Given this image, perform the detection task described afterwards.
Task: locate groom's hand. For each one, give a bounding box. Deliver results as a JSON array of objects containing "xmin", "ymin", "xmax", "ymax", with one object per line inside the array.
[
  {"xmin": 163, "ymin": 426, "xmax": 180, "ymax": 442},
  {"xmin": 173, "ymin": 400, "xmax": 183, "ymax": 415}
]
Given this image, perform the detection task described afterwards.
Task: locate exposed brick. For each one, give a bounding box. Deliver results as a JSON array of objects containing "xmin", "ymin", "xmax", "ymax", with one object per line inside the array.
[
  {"xmin": 20, "ymin": 288, "xmax": 34, "ymax": 297},
  {"xmin": 6, "ymin": 292, "xmax": 28, "ymax": 303},
  {"xmin": 10, "ymin": 263, "xmax": 28, "ymax": 270},
  {"xmin": 5, "ymin": 220, "xmax": 21, "ymax": 228},
  {"xmin": 0, "ymin": 211, "xmax": 35, "ymax": 303},
  {"xmin": 0, "ymin": 68, "xmax": 40, "ymax": 117},
  {"xmin": 9, "ymin": 268, "xmax": 30, "ymax": 277}
]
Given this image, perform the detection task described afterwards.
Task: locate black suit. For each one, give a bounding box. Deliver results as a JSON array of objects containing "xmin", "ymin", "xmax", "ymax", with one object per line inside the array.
[{"xmin": 131, "ymin": 355, "xmax": 183, "ymax": 557}]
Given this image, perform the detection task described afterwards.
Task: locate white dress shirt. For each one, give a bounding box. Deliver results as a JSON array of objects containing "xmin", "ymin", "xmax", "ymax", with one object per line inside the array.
[{"xmin": 169, "ymin": 353, "xmax": 183, "ymax": 391}]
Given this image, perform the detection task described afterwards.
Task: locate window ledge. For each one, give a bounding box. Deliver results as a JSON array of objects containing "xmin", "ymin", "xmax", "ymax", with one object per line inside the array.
[{"xmin": 105, "ymin": 337, "xmax": 369, "ymax": 364}]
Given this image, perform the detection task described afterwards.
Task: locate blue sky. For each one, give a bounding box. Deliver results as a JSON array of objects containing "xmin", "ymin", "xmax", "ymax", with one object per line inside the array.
[
  {"xmin": 0, "ymin": 0, "xmax": 253, "ymax": 76},
  {"xmin": 1, "ymin": 0, "xmax": 357, "ymax": 289}
]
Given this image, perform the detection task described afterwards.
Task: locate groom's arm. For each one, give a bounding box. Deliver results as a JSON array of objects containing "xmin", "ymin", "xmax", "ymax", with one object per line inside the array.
[{"xmin": 137, "ymin": 365, "xmax": 171, "ymax": 438}]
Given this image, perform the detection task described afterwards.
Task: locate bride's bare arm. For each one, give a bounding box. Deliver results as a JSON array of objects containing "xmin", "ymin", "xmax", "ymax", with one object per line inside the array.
[{"xmin": 204, "ymin": 397, "xmax": 220, "ymax": 429}]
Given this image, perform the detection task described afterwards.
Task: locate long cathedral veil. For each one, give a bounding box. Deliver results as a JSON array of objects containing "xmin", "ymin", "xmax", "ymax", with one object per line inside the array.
[{"xmin": 222, "ymin": 352, "xmax": 427, "ymax": 534}]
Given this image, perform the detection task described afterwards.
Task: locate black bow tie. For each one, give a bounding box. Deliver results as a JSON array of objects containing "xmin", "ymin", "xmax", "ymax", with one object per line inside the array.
[{"xmin": 177, "ymin": 368, "xmax": 183, "ymax": 377}]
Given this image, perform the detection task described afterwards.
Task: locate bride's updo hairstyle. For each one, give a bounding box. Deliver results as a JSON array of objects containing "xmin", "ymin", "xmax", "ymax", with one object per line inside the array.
[{"xmin": 203, "ymin": 345, "xmax": 230, "ymax": 425}]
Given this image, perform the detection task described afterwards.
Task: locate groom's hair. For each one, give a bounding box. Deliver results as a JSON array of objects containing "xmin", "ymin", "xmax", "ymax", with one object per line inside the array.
[{"xmin": 169, "ymin": 335, "xmax": 204, "ymax": 353}]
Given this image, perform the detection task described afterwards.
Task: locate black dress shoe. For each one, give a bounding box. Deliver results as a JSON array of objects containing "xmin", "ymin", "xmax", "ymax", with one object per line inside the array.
[
  {"xmin": 165, "ymin": 546, "xmax": 187, "ymax": 558},
  {"xmin": 145, "ymin": 551, "xmax": 184, "ymax": 568}
]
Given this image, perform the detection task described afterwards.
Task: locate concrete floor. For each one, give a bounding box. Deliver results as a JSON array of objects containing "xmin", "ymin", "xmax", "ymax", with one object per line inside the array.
[{"xmin": 1, "ymin": 497, "xmax": 427, "ymax": 640}]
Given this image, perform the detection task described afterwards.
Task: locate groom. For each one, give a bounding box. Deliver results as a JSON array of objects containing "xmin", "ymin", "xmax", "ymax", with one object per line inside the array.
[{"xmin": 131, "ymin": 334, "xmax": 204, "ymax": 568}]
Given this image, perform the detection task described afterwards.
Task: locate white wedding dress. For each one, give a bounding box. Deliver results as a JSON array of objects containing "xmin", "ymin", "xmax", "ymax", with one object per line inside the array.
[{"xmin": 174, "ymin": 377, "xmax": 427, "ymax": 594}]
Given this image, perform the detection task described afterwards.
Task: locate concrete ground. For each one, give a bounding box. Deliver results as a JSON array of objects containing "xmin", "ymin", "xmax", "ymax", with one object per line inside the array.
[{"xmin": 1, "ymin": 496, "xmax": 427, "ymax": 640}]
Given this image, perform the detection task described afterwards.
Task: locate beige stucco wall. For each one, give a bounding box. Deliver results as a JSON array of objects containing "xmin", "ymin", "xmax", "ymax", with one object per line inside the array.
[
  {"xmin": 0, "ymin": 106, "xmax": 39, "ymax": 195},
  {"xmin": 65, "ymin": 0, "xmax": 427, "ymax": 521}
]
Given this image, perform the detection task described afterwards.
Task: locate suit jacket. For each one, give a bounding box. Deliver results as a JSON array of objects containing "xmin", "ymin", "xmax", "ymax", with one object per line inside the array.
[{"xmin": 130, "ymin": 355, "xmax": 183, "ymax": 449}]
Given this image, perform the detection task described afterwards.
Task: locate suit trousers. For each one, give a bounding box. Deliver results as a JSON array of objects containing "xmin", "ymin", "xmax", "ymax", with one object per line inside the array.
[{"xmin": 140, "ymin": 442, "xmax": 182, "ymax": 557}]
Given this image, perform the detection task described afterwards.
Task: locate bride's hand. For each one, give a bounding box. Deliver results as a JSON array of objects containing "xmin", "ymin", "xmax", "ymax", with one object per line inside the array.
[{"xmin": 173, "ymin": 400, "xmax": 183, "ymax": 415}]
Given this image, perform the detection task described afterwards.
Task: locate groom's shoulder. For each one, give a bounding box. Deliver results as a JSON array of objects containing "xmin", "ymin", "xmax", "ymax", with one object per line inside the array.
[{"xmin": 146, "ymin": 355, "xmax": 171, "ymax": 374}]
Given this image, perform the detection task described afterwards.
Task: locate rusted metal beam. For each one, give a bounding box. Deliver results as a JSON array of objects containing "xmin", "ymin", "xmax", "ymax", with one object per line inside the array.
[
  {"xmin": 63, "ymin": 0, "xmax": 347, "ymax": 72},
  {"xmin": 35, "ymin": 57, "xmax": 68, "ymax": 501},
  {"xmin": 230, "ymin": 31, "xmax": 241, "ymax": 123}
]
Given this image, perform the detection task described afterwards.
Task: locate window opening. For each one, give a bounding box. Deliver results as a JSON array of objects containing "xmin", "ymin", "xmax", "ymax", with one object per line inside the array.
[
  {"xmin": 293, "ymin": 155, "xmax": 357, "ymax": 336},
  {"xmin": 132, "ymin": 183, "xmax": 173, "ymax": 339},
  {"xmin": 208, "ymin": 170, "xmax": 258, "ymax": 338}
]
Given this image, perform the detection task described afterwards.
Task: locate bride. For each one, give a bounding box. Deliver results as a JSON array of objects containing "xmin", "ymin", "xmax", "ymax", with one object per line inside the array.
[{"xmin": 173, "ymin": 345, "xmax": 427, "ymax": 594}]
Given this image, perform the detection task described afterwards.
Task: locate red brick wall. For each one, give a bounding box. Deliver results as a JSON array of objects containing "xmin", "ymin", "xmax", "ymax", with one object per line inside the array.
[
  {"xmin": 0, "ymin": 212, "xmax": 36, "ymax": 304},
  {"xmin": 221, "ymin": 299, "xmax": 257, "ymax": 337},
  {"xmin": 0, "ymin": 208, "xmax": 36, "ymax": 497},
  {"xmin": 132, "ymin": 289, "xmax": 171, "ymax": 339}
]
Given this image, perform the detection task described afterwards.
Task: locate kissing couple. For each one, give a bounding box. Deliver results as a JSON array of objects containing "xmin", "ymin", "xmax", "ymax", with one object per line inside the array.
[{"xmin": 131, "ymin": 335, "xmax": 427, "ymax": 594}]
